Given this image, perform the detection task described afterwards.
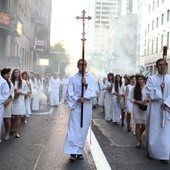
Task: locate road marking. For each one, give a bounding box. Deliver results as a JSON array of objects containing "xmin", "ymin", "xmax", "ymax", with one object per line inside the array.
[
  {"xmin": 33, "ymin": 144, "xmax": 45, "ymax": 170},
  {"xmin": 32, "ymin": 107, "xmax": 54, "ymax": 115},
  {"xmin": 87, "ymin": 129, "xmax": 112, "ymax": 170}
]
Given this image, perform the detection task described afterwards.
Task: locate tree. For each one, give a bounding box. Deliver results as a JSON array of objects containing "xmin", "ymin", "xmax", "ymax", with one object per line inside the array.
[{"xmin": 46, "ymin": 41, "xmax": 69, "ymax": 76}]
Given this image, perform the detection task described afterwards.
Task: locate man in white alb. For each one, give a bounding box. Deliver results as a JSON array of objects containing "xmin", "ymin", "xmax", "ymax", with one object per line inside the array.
[
  {"xmin": 63, "ymin": 59, "xmax": 96, "ymax": 162},
  {"xmin": 145, "ymin": 58, "xmax": 170, "ymax": 164}
]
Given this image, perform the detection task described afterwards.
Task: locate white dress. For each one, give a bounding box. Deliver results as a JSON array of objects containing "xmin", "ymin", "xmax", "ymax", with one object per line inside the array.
[
  {"xmin": 98, "ymin": 81, "xmax": 106, "ymax": 106},
  {"xmin": 4, "ymin": 82, "xmax": 14, "ymax": 118},
  {"xmin": 12, "ymin": 80, "xmax": 27, "ymax": 115},
  {"xmin": 145, "ymin": 74, "xmax": 170, "ymax": 160},
  {"xmin": 112, "ymin": 84, "xmax": 121, "ymax": 123},
  {"xmin": 24, "ymin": 81, "xmax": 32, "ymax": 117},
  {"xmin": 104, "ymin": 80, "xmax": 114, "ymax": 121},
  {"xmin": 63, "ymin": 72, "xmax": 96, "ymax": 155},
  {"xmin": 125, "ymin": 84, "xmax": 134, "ymax": 114},
  {"xmin": 130, "ymin": 86, "xmax": 148, "ymax": 124}
]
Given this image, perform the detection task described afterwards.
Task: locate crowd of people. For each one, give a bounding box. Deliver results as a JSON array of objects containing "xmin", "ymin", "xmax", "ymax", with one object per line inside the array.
[
  {"xmin": 0, "ymin": 58, "xmax": 170, "ymax": 165},
  {"xmin": 0, "ymin": 66, "xmax": 69, "ymax": 143},
  {"xmin": 93, "ymin": 58, "xmax": 170, "ymax": 164}
]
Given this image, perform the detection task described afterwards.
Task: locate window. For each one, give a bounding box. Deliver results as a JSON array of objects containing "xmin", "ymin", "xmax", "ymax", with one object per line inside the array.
[
  {"xmin": 156, "ymin": 17, "xmax": 159, "ymax": 27},
  {"xmin": 153, "ymin": 1, "xmax": 155, "ymax": 11},
  {"xmin": 161, "ymin": 13, "xmax": 164, "ymax": 25},
  {"xmin": 152, "ymin": 20, "xmax": 154, "ymax": 30},
  {"xmin": 148, "ymin": 23, "xmax": 150, "ymax": 33},
  {"xmin": 167, "ymin": 32, "xmax": 169, "ymax": 49},
  {"xmin": 148, "ymin": 5, "xmax": 151, "ymax": 14},
  {"xmin": 152, "ymin": 39, "xmax": 154, "ymax": 54},
  {"xmin": 156, "ymin": 37, "xmax": 158, "ymax": 53},
  {"xmin": 157, "ymin": 0, "xmax": 159, "ymax": 7},
  {"xmin": 161, "ymin": 35, "xmax": 163, "ymax": 51},
  {"xmin": 167, "ymin": 10, "xmax": 170, "ymax": 22},
  {"xmin": 147, "ymin": 41, "xmax": 149, "ymax": 55}
]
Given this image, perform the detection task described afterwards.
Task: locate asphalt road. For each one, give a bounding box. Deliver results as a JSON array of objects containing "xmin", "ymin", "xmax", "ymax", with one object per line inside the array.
[
  {"xmin": 92, "ymin": 106, "xmax": 170, "ymax": 170},
  {"xmin": 0, "ymin": 103, "xmax": 170, "ymax": 170},
  {"xmin": 0, "ymin": 103, "xmax": 96, "ymax": 170}
]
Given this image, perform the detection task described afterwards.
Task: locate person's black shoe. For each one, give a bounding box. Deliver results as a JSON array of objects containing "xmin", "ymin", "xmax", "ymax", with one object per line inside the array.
[
  {"xmin": 70, "ymin": 154, "xmax": 76, "ymax": 162},
  {"xmin": 160, "ymin": 160, "xmax": 168, "ymax": 164},
  {"xmin": 135, "ymin": 144, "xmax": 141, "ymax": 148},
  {"xmin": 77, "ymin": 154, "xmax": 84, "ymax": 160}
]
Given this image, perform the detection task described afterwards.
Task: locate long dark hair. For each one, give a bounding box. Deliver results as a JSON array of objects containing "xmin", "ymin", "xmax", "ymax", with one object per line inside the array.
[
  {"xmin": 115, "ymin": 75, "xmax": 122, "ymax": 93},
  {"xmin": 107, "ymin": 73, "xmax": 114, "ymax": 83},
  {"xmin": 134, "ymin": 74, "xmax": 146, "ymax": 101},
  {"xmin": 11, "ymin": 69, "xmax": 22, "ymax": 89},
  {"xmin": 1, "ymin": 68, "xmax": 11, "ymax": 89}
]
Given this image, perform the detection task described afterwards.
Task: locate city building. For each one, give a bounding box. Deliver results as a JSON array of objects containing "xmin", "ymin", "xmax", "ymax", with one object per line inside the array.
[
  {"xmin": 0, "ymin": 0, "xmax": 52, "ymax": 72},
  {"xmin": 140, "ymin": 0, "xmax": 170, "ymax": 74}
]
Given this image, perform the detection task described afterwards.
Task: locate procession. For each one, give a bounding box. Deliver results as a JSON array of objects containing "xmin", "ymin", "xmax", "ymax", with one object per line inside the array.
[{"xmin": 1, "ymin": 0, "xmax": 170, "ymax": 169}]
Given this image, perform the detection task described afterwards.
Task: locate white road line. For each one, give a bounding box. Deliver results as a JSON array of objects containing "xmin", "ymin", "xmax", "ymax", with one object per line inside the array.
[
  {"xmin": 33, "ymin": 144, "xmax": 45, "ymax": 170},
  {"xmin": 87, "ymin": 129, "xmax": 112, "ymax": 170},
  {"xmin": 32, "ymin": 107, "xmax": 54, "ymax": 115}
]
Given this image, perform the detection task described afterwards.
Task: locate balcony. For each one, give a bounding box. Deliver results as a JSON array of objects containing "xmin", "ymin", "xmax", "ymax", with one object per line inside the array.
[{"xmin": 0, "ymin": 10, "xmax": 22, "ymax": 37}]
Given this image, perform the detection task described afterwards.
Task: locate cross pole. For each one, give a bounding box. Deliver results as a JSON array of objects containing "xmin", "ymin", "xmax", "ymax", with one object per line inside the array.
[
  {"xmin": 161, "ymin": 45, "xmax": 167, "ymax": 127},
  {"xmin": 76, "ymin": 10, "xmax": 92, "ymax": 128}
]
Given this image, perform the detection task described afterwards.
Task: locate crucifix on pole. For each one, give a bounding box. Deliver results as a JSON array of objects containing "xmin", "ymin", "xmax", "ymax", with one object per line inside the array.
[{"xmin": 76, "ymin": 10, "xmax": 92, "ymax": 128}]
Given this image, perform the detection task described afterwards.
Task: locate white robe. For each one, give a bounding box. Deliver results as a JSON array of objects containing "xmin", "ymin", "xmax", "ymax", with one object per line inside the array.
[
  {"xmin": 145, "ymin": 74, "xmax": 170, "ymax": 160},
  {"xmin": 61, "ymin": 78, "xmax": 69, "ymax": 101},
  {"xmin": 0, "ymin": 75, "xmax": 9, "ymax": 140},
  {"xmin": 48, "ymin": 78, "xmax": 61, "ymax": 106},
  {"xmin": 63, "ymin": 72, "xmax": 96, "ymax": 155}
]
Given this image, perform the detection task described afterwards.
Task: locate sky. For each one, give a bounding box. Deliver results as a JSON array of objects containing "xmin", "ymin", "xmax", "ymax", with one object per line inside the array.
[
  {"xmin": 50, "ymin": 0, "xmax": 90, "ymax": 75},
  {"xmin": 50, "ymin": 0, "xmax": 89, "ymax": 46}
]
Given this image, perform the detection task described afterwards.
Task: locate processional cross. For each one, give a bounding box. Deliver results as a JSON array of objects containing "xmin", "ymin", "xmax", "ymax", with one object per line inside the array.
[{"xmin": 76, "ymin": 10, "xmax": 92, "ymax": 128}]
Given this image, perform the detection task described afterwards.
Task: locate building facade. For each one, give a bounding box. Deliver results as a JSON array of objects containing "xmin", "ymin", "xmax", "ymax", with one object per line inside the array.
[
  {"xmin": 140, "ymin": 0, "xmax": 170, "ymax": 74},
  {"xmin": 0, "ymin": 0, "xmax": 52, "ymax": 72}
]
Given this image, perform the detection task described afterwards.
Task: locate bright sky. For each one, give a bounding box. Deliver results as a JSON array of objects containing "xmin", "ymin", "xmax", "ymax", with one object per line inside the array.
[
  {"xmin": 50, "ymin": 0, "xmax": 89, "ymax": 46},
  {"xmin": 50, "ymin": 0, "xmax": 90, "ymax": 74}
]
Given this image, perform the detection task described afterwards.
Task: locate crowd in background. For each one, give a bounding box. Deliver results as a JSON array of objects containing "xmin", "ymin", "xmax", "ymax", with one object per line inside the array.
[
  {"xmin": 94, "ymin": 72, "xmax": 148, "ymax": 148},
  {"xmin": 0, "ymin": 66, "xmax": 69, "ymax": 143},
  {"xmin": 0, "ymin": 58, "xmax": 170, "ymax": 164}
]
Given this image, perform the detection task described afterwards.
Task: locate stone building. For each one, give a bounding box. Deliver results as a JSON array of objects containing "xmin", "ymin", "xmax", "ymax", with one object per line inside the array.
[{"xmin": 0, "ymin": 0, "xmax": 52, "ymax": 72}]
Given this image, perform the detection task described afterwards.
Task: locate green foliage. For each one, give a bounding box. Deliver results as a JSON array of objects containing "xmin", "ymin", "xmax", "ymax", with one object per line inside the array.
[{"xmin": 45, "ymin": 41, "xmax": 69, "ymax": 76}]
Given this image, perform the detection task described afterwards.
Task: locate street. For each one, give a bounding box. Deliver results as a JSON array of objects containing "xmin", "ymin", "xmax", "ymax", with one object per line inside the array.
[{"xmin": 0, "ymin": 103, "xmax": 170, "ymax": 170}]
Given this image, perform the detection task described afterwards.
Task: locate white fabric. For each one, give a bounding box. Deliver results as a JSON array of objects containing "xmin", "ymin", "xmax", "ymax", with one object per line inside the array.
[
  {"xmin": 61, "ymin": 78, "xmax": 69, "ymax": 101},
  {"xmin": 0, "ymin": 75, "xmax": 10, "ymax": 139},
  {"xmin": 49, "ymin": 78, "xmax": 61, "ymax": 106},
  {"xmin": 24, "ymin": 81, "xmax": 32, "ymax": 117},
  {"xmin": 112, "ymin": 84, "xmax": 121, "ymax": 123},
  {"xmin": 31, "ymin": 78, "xmax": 41, "ymax": 111},
  {"xmin": 130, "ymin": 86, "xmax": 148, "ymax": 124},
  {"xmin": 125, "ymin": 84, "xmax": 134, "ymax": 114},
  {"xmin": 4, "ymin": 82, "xmax": 14, "ymax": 118},
  {"xmin": 98, "ymin": 81, "xmax": 106, "ymax": 106},
  {"xmin": 63, "ymin": 72, "xmax": 96, "ymax": 155},
  {"xmin": 119, "ymin": 83, "xmax": 127, "ymax": 109},
  {"xmin": 103, "ymin": 80, "xmax": 114, "ymax": 121},
  {"xmin": 145, "ymin": 74, "xmax": 170, "ymax": 160},
  {"xmin": 12, "ymin": 80, "xmax": 27, "ymax": 115}
]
